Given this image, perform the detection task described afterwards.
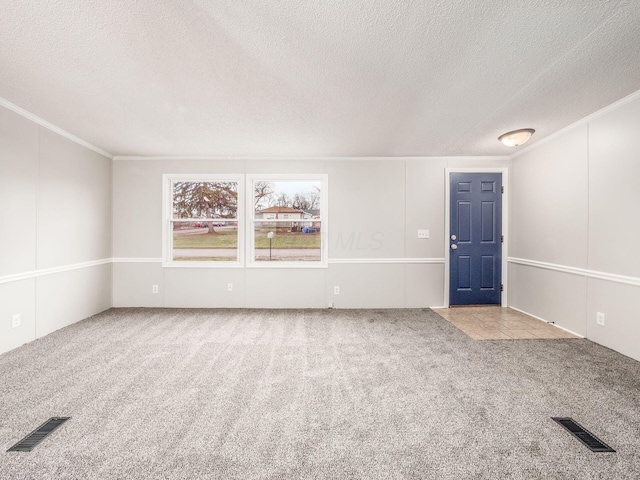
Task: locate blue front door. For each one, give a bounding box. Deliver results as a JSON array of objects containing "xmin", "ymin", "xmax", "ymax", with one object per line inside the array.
[{"xmin": 449, "ymin": 172, "xmax": 502, "ymax": 305}]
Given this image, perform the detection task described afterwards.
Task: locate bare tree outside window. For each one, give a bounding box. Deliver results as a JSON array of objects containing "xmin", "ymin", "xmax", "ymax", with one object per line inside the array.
[
  {"xmin": 169, "ymin": 180, "xmax": 241, "ymax": 262},
  {"xmin": 173, "ymin": 181, "xmax": 237, "ymax": 233}
]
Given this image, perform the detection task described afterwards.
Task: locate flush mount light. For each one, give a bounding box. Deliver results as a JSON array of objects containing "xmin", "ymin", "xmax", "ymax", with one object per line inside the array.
[{"xmin": 498, "ymin": 128, "xmax": 535, "ymax": 147}]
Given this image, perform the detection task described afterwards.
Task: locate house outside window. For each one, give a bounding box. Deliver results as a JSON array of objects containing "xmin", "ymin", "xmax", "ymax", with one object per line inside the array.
[{"xmin": 249, "ymin": 174, "xmax": 328, "ymax": 267}]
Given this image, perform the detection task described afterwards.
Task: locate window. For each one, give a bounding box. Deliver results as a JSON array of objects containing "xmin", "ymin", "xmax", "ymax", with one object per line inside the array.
[
  {"xmin": 249, "ymin": 174, "xmax": 328, "ymax": 267},
  {"xmin": 163, "ymin": 175, "xmax": 243, "ymax": 267},
  {"xmin": 162, "ymin": 174, "xmax": 327, "ymax": 267}
]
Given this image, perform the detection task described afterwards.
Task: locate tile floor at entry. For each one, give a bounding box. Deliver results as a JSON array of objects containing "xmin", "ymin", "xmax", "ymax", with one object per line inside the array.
[{"xmin": 432, "ymin": 306, "xmax": 578, "ymax": 340}]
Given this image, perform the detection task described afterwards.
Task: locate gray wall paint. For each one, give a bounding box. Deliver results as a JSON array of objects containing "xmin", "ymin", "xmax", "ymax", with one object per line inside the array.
[
  {"xmin": 37, "ymin": 129, "xmax": 112, "ymax": 267},
  {"xmin": 509, "ymin": 264, "xmax": 587, "ymax": 336},
  {"xmin": 0, "ymin": 104, "xmax": 112, "ymax": 355},
  {"xmin": 509, "ymin": 94, "xmax": 640, "ymax": 361},
  {"xmin": 0, "ymin": 108, "xmax": 38, "ymax": 276},
  {"xmin": 328, "ymin": 161, "xmax": 404, "ymax": 259},
  {"xmin": 510, "ymin": 125, "xmax": 589, "ymax": 267},
  {"xmin": 588, "ymin": 98, "xmax": 640, "ymax": 277},
  {"xmin": 0, "ymin": 280, "xmax": 37, "ymax": 353},
  {"xmin": 586, "ymin": 279, "xmax": 640, "ymax": 361},
  {"xmin": 36, "ymin": 265, "xmax": 112, "ymax": 338},
  {"xmin": 112, "ymin": 158, "xmax": 505, "ymax": 309}
]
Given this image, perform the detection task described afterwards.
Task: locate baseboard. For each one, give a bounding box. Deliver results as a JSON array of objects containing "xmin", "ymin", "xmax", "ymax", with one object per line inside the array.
[{"xmin": 508, "ymin": 305, "xmax": 585, "ymax": 338}]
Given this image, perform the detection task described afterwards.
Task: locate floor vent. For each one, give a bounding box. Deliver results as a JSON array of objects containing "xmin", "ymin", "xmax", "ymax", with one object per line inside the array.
[
  {"xmin": 7, "ymin": 417, "xmax": 71, "ymax": 452},
  {"xmin": 552, "ymin": 417, "xmax": 615, "ymax": 452}
]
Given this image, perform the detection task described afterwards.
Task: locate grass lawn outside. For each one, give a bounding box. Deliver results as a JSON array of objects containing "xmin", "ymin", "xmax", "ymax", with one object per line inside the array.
[
  {"xmin": 173, "ymin": 230, "xmax": 320, "ymax": 249},
  {"xmin": 173, "ymin": 230, "xmax": 238, "ymax": 249},
  {"xmin": 255, "ymin": 231, "xmax": 320, "ymax": 249}
]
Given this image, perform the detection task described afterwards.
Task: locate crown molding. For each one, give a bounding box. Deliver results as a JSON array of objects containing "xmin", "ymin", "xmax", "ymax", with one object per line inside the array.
[
  {"xmin": 112, "ymin": 155, "xmax": 509, "ymax": 162},
  {"xmin": 0, "ymin": 97, "xmax": 113, "ymax": 159},
  {"xmin": 509, "ymin": 88, "xmax": 640, "ymax": 160}
]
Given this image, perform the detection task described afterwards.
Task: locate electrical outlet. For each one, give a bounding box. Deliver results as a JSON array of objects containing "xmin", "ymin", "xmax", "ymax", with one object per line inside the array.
[
  {"xmin": 417, "ymin": 229, "xmax": 430, "ymax": 239},
  {"xmin": 227, "ymin": 283, "xmax": 233, "ymax": 292},
  {"xmin": 152, "ymin": 285, "xmax": 159, "ymax": 294},
  {"xmin": 596, "ymin": 312, "xmax": 605, "ymax": 326},
  {"xmin": 11, "ymin": 314, "xmax": 21, "ymax": 329},
  {"xmin": 328, "ymin": 302, "xmax": 334, "ymax": 309},
  {"xmin": 334, "ymin": 286, "xmax": 340, "ymax": 295}
]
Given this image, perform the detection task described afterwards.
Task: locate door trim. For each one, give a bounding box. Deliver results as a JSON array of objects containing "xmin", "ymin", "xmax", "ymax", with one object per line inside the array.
[{"xmin": 444, "ymin": 168, "xmax": 509, "ymax": 307}]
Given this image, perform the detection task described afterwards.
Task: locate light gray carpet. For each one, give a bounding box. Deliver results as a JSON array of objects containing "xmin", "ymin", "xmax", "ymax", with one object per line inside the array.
[{"xmin": 1, "ymin": 308, "xmax": 639, "ymax": 479}]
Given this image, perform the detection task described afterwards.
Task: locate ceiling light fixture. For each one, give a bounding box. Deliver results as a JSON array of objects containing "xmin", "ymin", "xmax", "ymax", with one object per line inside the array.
[{"xmin": 498, "ymin": 128, "xmax": 535, "ymax": 147}]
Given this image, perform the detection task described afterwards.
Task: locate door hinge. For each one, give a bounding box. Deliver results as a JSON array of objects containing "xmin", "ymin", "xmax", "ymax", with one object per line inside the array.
[
  {"xmin": 501, "ymin": 186, "xmax": 504, "ymax": 194},
  {"xmin": 501, "ymin": 235, "xmax": 504, "ymax": 243},
  {"xmin": 501, "ymin": 284, "xmax": 504, "ymax": 292}
]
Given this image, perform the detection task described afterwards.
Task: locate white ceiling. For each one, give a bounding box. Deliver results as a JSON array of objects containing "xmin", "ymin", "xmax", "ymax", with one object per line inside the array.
[{"xmin": 2, "ymin": 1, "xmax": 640, "ymax": 158}]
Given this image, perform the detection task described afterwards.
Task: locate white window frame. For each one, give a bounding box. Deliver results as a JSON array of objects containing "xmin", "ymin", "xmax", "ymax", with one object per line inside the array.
[
  {"xmin": 247, "ymin": 174, "xmax": 328, "ymax": 268},
  {"xmin": 162, "ymin": 174, "xmax": 244, "ymax": 268}
]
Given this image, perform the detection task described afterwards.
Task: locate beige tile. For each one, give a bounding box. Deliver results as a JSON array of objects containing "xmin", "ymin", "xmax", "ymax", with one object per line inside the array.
[
  {"xmin": 471, "ymin": 313, "xmax": 503, "ymax": 322},
  {"xmin": 499, "ymin": 312, "xmax": 530, "ymax": 321},
  {"xmin": 445, "ymin": 317, "xmax": 471, "ymax": 324},
  {"xmin": 479, "ymin": 331, "xmax": 513, "ymax": 340},
  {"xmin": 445, "ymin": 314, "xmax": 482, "ymax": 322},
  {"xmin": 456, "ymin": 325, "xmax": 481, "ymax": 334},
  {"xmin": 449, "ymin": 321, "xmax": 480, "ymax": 329},
  {"xmin": 524, "ymin": 320, "xmax": 553, "ymax": 328},
  {"xmin": 450, "ymin": 307, "xmax": 496, "ymax": 314},
  {"xmin": 473, "ymin": 307, "xmax": 508, "ymax": 315},
  {"xmin": 532, "ymin": 333, "xmax": 557, "ymax": 339},
  {"xmin": 438, "ymin": 306, "xmax": 579, "ymax": 341},
  {"xmin": 542, "ymin": 329, "xmax": 578, "ymax": 339},
  {"xmin": 525, "ymin": 324, "xmax": 557, "ymax": 333},
  {"xmin": 495, "ymin": 320, "xmax": 529, "ymax": 329},
  {"xmin": 476, "ymin": 316, "xmax": 504, "ymax": 325},
  {"xmin": 521, "ymin": 316, "xmax": 546, "ymax": 324},
  {"xmin": 527, "ymin": 331, "xmax": 559, "ymax": 339},
  {"xmin": 557, "ymin": 334, "xmax": 578, "ymax": 339},
  {"xmin": 478, "ymin": 324, "xmax": 504, "ymax": 331},
  {"xmin": 476, "ymin": 327, "xmax": 504, "ymax": 334},
  {"xmin": 504, "ymin": 329, "xmax": 539, "ymax": 339}
]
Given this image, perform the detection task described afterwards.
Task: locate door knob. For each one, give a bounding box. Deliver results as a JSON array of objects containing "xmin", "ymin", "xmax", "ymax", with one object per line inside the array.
[
  {"xmin": 450, "ymin": 244, "xmax": 457, "ymax": 250},
  {"xmin": 451, "ymin": 235, "xmax": 457, "ymax": 240}
]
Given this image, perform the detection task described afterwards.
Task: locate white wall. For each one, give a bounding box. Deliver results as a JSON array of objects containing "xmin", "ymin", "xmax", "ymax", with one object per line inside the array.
[
  {"xmin": 0, "ymin": 105, "xmax": 112, "ymax": 355},
  {"xmin": 112, "ymin": 157, "xmax": 507, "ymax": 310},
  {"xmin": 509, "ymin": 92, "xmax": 640, "ymax": 361}
]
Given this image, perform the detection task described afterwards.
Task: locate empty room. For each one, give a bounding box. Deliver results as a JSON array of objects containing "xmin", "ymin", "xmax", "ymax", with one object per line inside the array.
[{"xmin": 1, "ymin": 1, "xmax": 640, "ymax": 479}]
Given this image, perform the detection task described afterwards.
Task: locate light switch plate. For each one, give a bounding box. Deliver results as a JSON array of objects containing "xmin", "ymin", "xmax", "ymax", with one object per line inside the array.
[{"xmin": 417, "ymin": 229, "xmax": 430, "ymax": 239}]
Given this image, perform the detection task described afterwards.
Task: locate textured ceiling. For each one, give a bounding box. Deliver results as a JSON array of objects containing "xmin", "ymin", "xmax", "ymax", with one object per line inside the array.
[{"xmin": 1, "ymin": 0, "xmax": 640, "ymax": 157}]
